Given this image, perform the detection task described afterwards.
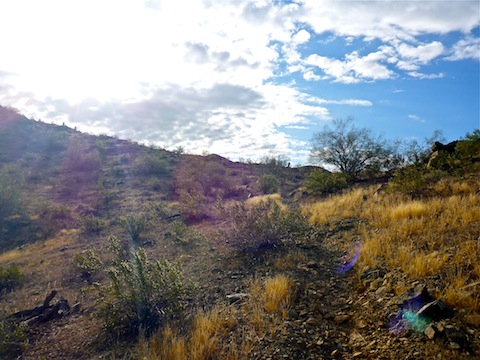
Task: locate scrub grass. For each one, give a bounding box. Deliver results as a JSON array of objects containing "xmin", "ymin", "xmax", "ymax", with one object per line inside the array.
[
  {"xmin": 139, "ymin": 274, "xmax": 294, "ymax": 360},
  {"xmin": 303, "ymin": 177, "xmax": 480, "ymax": 312}
]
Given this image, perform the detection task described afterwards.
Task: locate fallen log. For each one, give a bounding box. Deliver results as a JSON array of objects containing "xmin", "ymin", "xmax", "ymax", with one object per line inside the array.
[{"xmin": 10, "ymin": 290, "xmax": 77, "ymax": 325}]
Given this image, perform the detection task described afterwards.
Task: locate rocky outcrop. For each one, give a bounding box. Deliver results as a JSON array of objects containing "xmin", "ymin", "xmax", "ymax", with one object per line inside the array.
[{"xmin": 427, "ymin": 140, "xmax": 459, "ymax": 168}]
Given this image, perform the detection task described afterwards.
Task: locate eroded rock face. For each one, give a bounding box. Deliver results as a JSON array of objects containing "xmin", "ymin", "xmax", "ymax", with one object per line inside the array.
[
  {"xmin": 427, "ymin": 141, "xmax": 459, "ymax": 168},
  {"xmin": 431, "ymin": 141, "xmax": 459, "ymax": 154}
]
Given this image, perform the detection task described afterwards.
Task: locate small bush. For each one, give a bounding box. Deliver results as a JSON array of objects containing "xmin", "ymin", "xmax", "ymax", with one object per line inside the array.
[
  {"xmin": 168, "ymin": 221, "xmax": 205, "ymax": 245},
  {"xmin": 0, "ymin": 165, "xmax": 24, "ymax": 228},
  {"xmin": 37, "ymin": 202, "xmax": 75, "ymax": 239},
  {"xmin": 177, "ymin": 190, "xmax": 208, "ymax": 221},
  {"xmin": 80, "ymin": 215, "xmax": 108, "ymax": 234},
  {"xmin": 73, "ymin": 246, "xmax": 103, "ymax": 284},
  {"xmin": 259, "ymin": 174, "xmax": 280, "ymax": 194},
  {"xmin": 119, "ymin": 213, "xmax": 151, "ymax": 242},
  {"xmin": 99, "ymin": 189, "xmax": 119, "ymax": 218},
  {"xmin": 389, "ymin": 166, "xmax": 446, "ymax": 195},
  {"xmin": 149, "ymin": 177, "xmax": 164, "ymax": 192},
  {"xmin": 0, "ymin": 264, "xmax": 24, "ymax": 294},
  {"xmin": 221, "ymin": 200, "xmax": 309, "ymax": 253},
  {"xmin": 136, "ymin": 154, "xmax": 169, "ymax": 176},
  {"xmin": 306, "ymin": 170, "xmax": 348, "ymax": 195},
  {"xmin": 0, "ymin": 316, "xmax": 27, "ymax": 358},
  {"xmin": 98, "ymin": 237, "xmax": 188, "ymax": 337}
]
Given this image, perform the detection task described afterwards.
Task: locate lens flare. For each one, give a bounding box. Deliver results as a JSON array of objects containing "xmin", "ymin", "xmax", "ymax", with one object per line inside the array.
[{"xmin": 336, "ymin": 242, "xmax": 362, "ymax": 273}]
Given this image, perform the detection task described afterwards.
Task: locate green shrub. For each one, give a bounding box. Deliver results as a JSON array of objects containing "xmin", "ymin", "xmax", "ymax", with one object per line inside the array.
[
  {"xmin": 259, "ymin": 174, "xmax": 280, "ymax": 194},
  {"xmin": 99, "ymin": 189, "xmax": 119, "ymax": 218},
  {"xmin": 177, "ymin": 190, "xmax": 208, "ymax": 221},
  {"xmin": 98, "ymin": 236, "xmax": 188, "ymax": 337},
  {"xmin": 167, "ymin": 221, "xmax": 205, "ymax": 245},
  {"xmin": 0, "ymin": 264, "xmax": 24, "ymax": 293},
  {"xmin": 174, "ymin": 157, "xmax": 233, "ymax": 199},
  {"xmin": 136, "ymin": 154, "xmax": 169, "ymax": 176},
  {"xmin": 80, "ymin": 215, "xmax": 108, "ymax": 234},
  {"xmin": 389, "ymin": 165, "xmax": 447, "ymax": 195},
  {"xmin": 0, "ymin": 165, "xmax": 23, "ymax": 228},
  {"xmin": 148, "ymin": 177, "xmax": 164, "ymax": 192},
  {"xmin": 0, "ymin": 316, "xmax": 27, "ymax": 358},
  {"xmin": 37, "ymin": 202, "xmax": 74, "ymax": 239},
  {"xmin": 306, "ymin": 170, "xmax": 348, "ymax": 195},
  {"xmin": 221, "ymin": 200, "xmax": 309, "ymax": 253},
  {"xmin": 73, "ymin": 246, "xmax": 103, "ymax": 284},
  {"xmin": 119, "ymin": 213, "xmax": 151, "ymax": 242}
]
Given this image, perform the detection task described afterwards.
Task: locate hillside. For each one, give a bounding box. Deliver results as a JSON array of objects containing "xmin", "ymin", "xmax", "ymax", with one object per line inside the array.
[{"xmin": 0, "ymin": 106, "xmax": 479, "ymax": 359}]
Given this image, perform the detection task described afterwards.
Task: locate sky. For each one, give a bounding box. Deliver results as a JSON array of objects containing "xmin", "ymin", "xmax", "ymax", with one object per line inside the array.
[{"xmin": 0, "ymin": 0, "xmax": 479, "ymax": 165}]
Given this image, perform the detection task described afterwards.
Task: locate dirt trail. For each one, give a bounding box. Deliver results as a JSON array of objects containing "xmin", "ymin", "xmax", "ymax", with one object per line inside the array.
[{"xmin": 236, "ymin": 224, "xmax": 478, "ymax": 360}]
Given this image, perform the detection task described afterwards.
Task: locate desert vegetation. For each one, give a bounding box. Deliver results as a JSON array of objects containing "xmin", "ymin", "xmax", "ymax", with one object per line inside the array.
[{"xmin": 0, "ymin": 105, "xmax": 479, "ymax": 359}]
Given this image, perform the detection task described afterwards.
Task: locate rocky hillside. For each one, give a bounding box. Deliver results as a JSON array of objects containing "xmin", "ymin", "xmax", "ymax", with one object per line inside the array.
[{"xmin": 0, "ymin": 106, "xmax": 479, "ymax": 359}]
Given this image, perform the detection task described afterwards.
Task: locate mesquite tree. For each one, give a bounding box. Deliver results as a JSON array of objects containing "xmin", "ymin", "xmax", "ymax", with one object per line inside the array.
[{"xmin": 310, "ymin": 117, "xmax": 396, "ymax": 179}]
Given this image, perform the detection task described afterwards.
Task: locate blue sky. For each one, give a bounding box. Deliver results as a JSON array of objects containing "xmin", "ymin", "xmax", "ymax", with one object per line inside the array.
[{"xmin": 0, "ymin": 0, "xmax": 478, "ymax": 164}]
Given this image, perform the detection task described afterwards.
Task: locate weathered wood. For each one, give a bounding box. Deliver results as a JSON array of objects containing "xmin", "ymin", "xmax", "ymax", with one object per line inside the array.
[{"xmin": 10, "ymin": 290, "xmax": 74, "ymax": 325}]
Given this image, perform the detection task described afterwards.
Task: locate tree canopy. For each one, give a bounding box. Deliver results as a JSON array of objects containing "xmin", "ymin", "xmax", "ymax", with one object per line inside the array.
[{"xmin": 310, "ymin": 117, "xmax": 395, "ymax": 179}]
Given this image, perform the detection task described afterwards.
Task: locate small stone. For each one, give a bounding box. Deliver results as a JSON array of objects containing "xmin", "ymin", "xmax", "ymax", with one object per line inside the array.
[
  {"xmin": 369, "ymin": 278, "xmax": 382, "ymax": 290},
  {"xmin": 331, "ymin": 349, "xmax": 341, "ymax": 357},
  {"xmin": 358, "ymin": 319, "xmax": 368, "ymax": 329},
  {"xmin": 334, "ymin": 314, "xmax": 350, "ymax": 324},
  {"xmin": 449, "ymin": 342, "xmax": 461, "ymax": 350},
  {"xmin": 424, "ymin": 325, "xmax": 436, "ymax": 340},
  {"xmin": 299, "ymin": 310, "xmax": 308, "ymax": 317},
  {"xmin": 316, "ymin": 338, "xmax": 324, "ymax": 346},
  {"xmin": 324, "ymin": 312, "xmax": 335, "ymax": 320},
  {"xmin": 225, "ymin": 293, "xmax": 249, "ymax": 303}
]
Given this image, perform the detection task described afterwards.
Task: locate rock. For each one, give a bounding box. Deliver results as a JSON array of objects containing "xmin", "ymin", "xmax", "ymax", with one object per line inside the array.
[
  {"xmin": 324, "ymin": 312, "xmax": 335, "ymax": 320},
  {"xmin": 357, "ymin": 319, "xmax": 368, "ymax": 329},
  {"xmin": 334, "ymin": 314, "xmax": 350, "ymax": 324},
  {"xmin": 226, "ymin": 293, "xmax": 249, "ymax": 304},
  {"xmin": 424, "ymin": 325, "xmax": 436, "ymax": 339},
  {"xmin": 448, "ymin": 342, "xmax": 461, "ymax": 350}
]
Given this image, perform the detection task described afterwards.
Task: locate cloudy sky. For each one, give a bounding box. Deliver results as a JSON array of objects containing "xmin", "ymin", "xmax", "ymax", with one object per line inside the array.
[{"xmin": 0, "ymin": 0, "xmax": 479, "ymax": 164}]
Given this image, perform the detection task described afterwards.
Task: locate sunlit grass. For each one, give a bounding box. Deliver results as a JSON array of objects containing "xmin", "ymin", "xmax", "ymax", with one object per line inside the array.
[
  {"xmin": 245, "ymin": 193, "xmax": 286, "ymax": 211},
  {"xmin": 301, "ymin": 188, "xmax": 371, "ymax": 224},
  {"xmin": 139, "ymin": 305, "xmax": 242, "ymax": 360},
  {"xmin": 263, "ymin": 274, "xmax": 294, "ymax": 315},
  {"xmin": 140, "ymin": 274, "xmax": 294, "ymax": 360},
  {"xmin": 303, "ymin": 178, "xmax": 480, "ymax": 312}
]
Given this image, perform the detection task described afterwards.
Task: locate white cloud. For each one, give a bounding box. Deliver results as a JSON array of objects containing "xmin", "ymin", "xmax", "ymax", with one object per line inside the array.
[
  {"xmin": 407, "ymin": 72, "xmax": 444, "ymax": 80},
  {"xmin": 0, "ymin": 0, "xmax": 478, "ymax": 164},
  {"xmin": 394, "ymin": 41, "xmax": 445, "ymax": 70},
  {"xmin": 303, "ymin": 69, "xmax": 322, "ymax": 81},
  {"xmin": 305, "ymin": 50, "xmax": 395, "ymax": 83},
  {"xmin": 446, "ymin": 37, "xmax": 480, "ymax": 61},
  {"xmin": 408, "ymin": 114, "xmax": 425, "ymax": 123},
  {"xmin": 299, "ymin": 0, "xmax": 479, "ymax": 41}
]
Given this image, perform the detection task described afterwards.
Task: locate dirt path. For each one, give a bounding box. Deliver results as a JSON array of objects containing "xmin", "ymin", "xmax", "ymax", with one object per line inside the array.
[{"xmin": 236, "ymin": 224, "xmax": 478, "ymax": 360}]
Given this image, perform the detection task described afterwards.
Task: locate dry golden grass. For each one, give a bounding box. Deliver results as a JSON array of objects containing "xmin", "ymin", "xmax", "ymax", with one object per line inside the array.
[
  {"xmin": 140, "ymin": 305, "xmax": 246, "ymax": 360},
  {"xmin": 303, "ymin": 179, "xmax": 480, "ymax": 312},
  {"xmin": 140, "ymin": 274, "xmax": 295, "ymax": 360},
  {"xmin": 301, "ymin": 188, "xmax": 371, "ymax": 224},
  {"xmin": 263, "ymin": 274, "xmax": 294, "ymax": 314},
  {"xmin": 245, "ymin": 193, "xmax": 286, "ymax": 211}
]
